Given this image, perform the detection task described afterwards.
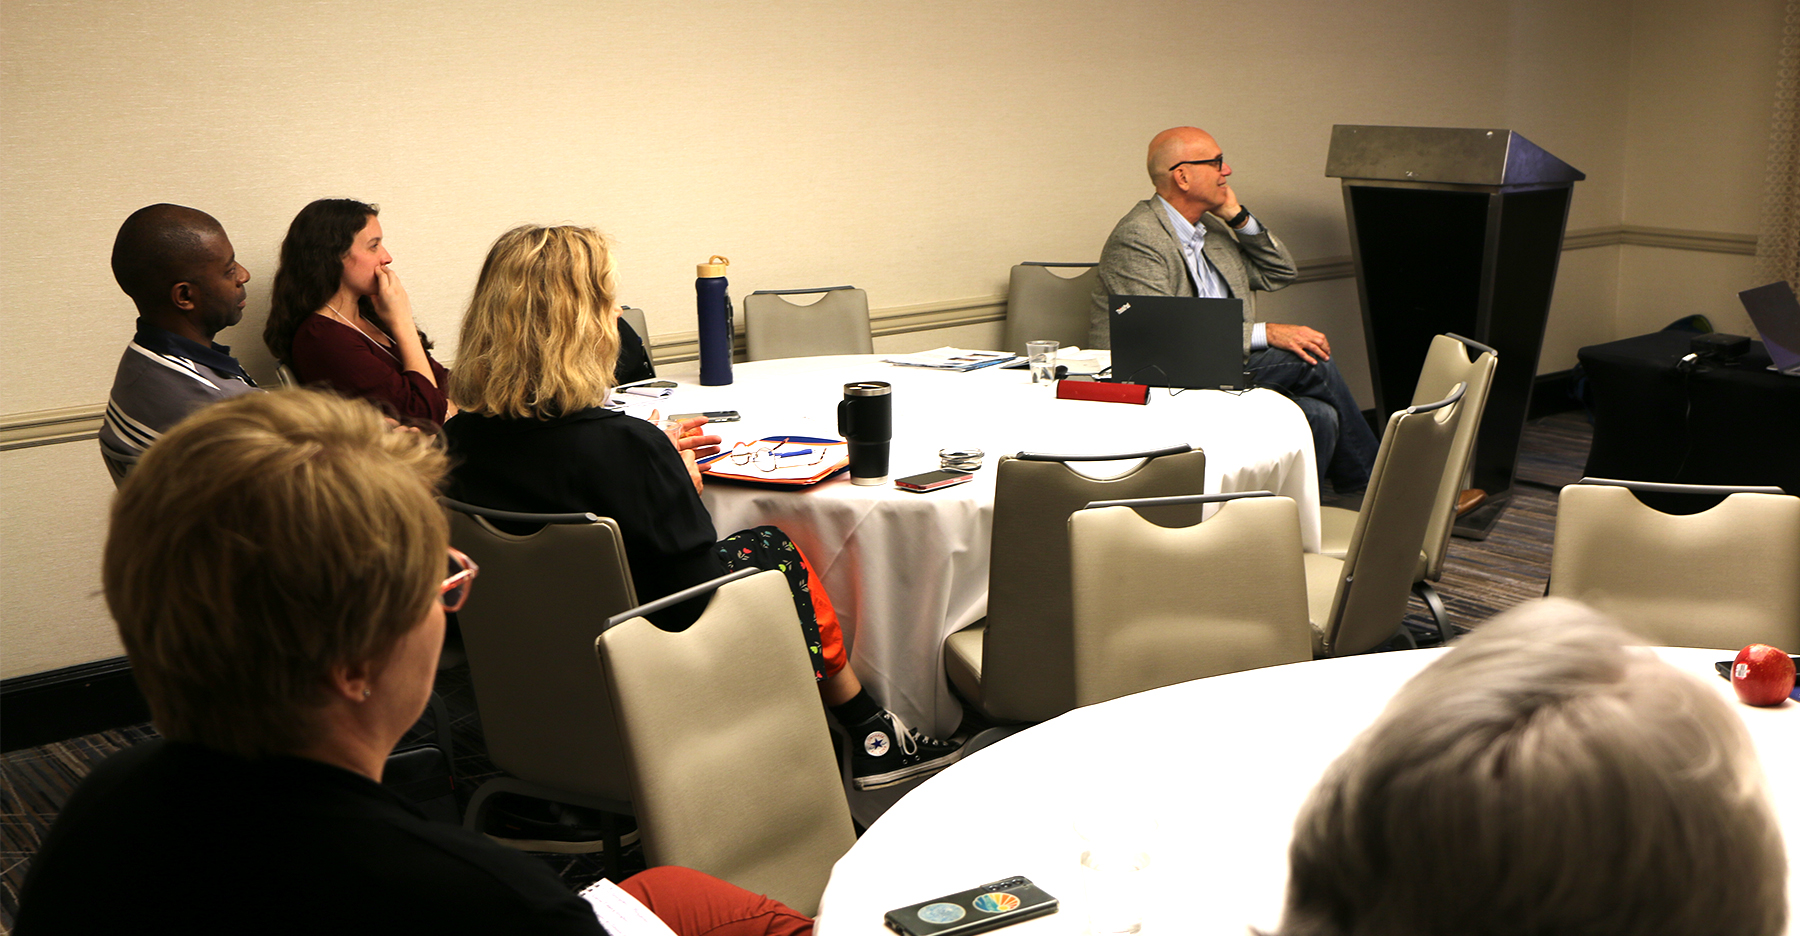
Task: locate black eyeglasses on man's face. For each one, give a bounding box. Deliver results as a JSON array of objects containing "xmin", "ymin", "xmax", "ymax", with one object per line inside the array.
[{"xmin": 1169, "ymin": 154, "xmax": 1225, "ymax": 172}]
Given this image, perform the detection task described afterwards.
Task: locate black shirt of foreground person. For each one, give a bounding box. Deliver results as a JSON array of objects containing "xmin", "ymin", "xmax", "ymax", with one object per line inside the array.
[
  {"xmin": 17, "ymin": 740, "xmax": 604, "ymax": 935},
  {"xmin": 444, "ymin": 404, "xmax": 723, "ymax": 629}
]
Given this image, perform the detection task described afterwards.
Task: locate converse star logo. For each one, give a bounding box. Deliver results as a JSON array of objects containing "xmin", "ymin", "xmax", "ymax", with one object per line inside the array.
[{"xmin": 864, "ymin": 731, "xmax": 891, "ymax": 756}]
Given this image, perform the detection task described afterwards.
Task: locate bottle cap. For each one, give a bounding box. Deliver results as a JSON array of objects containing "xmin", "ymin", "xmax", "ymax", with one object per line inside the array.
[{"xmin": 697, "ymin": 255, "xmax": 730, "ymax": 278}]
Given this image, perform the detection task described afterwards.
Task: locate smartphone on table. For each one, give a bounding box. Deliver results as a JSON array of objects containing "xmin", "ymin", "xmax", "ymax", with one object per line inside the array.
[
  {"xmin": 895, "ymin": 469, "xmax": 975, "ymax": 493},
  {"xmin": 621, "ymin": 380, "xmax": 678, "ymax": 399},
  {"xmin": 884, "ymin": 876, "xmax": 1058, "ymax": 936}
]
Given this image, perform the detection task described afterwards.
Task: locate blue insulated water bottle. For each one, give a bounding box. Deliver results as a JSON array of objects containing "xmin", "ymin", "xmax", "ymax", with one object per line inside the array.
[{"xmin": 696, "ymin": 255, "xmax": 733, "ymax": 386}]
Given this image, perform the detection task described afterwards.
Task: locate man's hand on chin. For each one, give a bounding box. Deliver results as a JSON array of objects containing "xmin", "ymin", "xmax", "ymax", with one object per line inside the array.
[
  {"xmin": 1267, "ymin": 323, "xmax": 1331, "ymax": 365},
  {"xmin": 1208, "ymin": 183, "xmax": 1243, "ymax": 225}
]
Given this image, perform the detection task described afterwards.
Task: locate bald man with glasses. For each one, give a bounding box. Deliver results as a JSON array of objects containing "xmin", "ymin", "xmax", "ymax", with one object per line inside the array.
[{"xmin": 1089, "ymin": 126, "xmax": 1377, "ymax": 494}]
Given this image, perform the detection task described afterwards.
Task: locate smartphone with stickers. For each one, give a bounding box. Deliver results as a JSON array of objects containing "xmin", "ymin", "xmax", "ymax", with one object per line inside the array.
[
  {"xmin": 884, "ymin": 876, "xmax": 1058, "ymax": 936},
  {"xmin": 894, "ymin": 469, "xmax": 975, "ymax": 493}
]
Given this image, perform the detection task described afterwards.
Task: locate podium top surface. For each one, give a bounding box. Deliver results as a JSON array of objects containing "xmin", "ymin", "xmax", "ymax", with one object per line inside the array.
[{"xmin": 1325, "ymin": 125, "xmax": 1586, "ymax": 187}]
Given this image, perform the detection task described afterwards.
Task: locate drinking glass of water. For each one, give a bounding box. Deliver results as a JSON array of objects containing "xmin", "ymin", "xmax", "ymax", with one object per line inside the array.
[{"xmin": 1026, "ymin": 340, "xmax": 1059, "ymax": 385}]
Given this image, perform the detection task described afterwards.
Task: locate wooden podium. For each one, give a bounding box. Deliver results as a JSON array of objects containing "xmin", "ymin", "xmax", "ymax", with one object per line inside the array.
[{"xmin": 1326, "ymin": 125, "xmax": 1584, "ymax": 536}]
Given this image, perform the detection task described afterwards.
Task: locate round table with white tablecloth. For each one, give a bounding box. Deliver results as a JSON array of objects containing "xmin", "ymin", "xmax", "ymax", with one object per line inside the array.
[
  {"xmin": 638, "ymin": 355, "xmax": 1321, "ymax": 747},
  {"xmin": 813, "ymin": 647, "xmax": 1800, "ymax": 936}
]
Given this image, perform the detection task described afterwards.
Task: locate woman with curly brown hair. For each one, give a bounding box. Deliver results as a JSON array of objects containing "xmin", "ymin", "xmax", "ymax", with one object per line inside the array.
[{"xmin": 264, "ymin": 198, "xmax": 453, "ymax": 425}]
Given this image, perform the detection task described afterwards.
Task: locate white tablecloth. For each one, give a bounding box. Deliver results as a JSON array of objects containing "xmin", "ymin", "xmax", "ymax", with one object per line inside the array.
[
  {"xmin": 814, "ymin": 648, "xmax": 1800, "ymax": 936},
  {"xmin": 645, "ymin": 355, "xmax": 1320, "ymax": 743}
]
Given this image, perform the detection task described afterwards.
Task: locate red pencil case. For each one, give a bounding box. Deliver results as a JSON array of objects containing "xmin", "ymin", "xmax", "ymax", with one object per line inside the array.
[{"xmin": 1055, "ymin": 380, "xmax": 1149, "ymax": 405}]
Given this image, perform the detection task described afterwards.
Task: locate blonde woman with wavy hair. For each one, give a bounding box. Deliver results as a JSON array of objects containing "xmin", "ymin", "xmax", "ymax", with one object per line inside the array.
[
  {"xmin": 444, "ymin": 225, "xmax": 962, "ymax": 791},
  {"xmin": 450, "ymin": 226, "xmax": 621, "ymax": 419}
]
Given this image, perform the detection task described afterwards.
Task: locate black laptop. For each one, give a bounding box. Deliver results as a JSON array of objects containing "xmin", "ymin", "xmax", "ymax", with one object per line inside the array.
[{"xmin": 1107, "ymin": 294, "xmax": 1247, "ymax": 390}]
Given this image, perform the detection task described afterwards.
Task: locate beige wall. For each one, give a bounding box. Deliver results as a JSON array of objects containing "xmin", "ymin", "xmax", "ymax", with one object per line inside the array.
[
  {"xmin": 0, "ymin": 443, "xmax": 122, "ymax": 676},
  {"xmin": 1616, "ymin": 0, "xmax": 1785, "ymax": 336},
  {"xmin": 0, "ymin": 0, "xmax": 1782, "ymax": 678}
]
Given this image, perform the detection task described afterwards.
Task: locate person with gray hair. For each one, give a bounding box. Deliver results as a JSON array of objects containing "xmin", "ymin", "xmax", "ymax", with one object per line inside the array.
[{"xmin": 1269, "ymin": 597, "xmax": 1787, "ymax": 936}]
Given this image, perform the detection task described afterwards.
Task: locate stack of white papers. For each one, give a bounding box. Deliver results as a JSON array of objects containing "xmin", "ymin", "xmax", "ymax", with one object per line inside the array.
[
  {"xmin": 881, "ymin": 348, "xmax": 1019, "ymax": 371},
  {"xmin": 1057, "ymin": 347, "xmax": 1111, "ymax": 376}
]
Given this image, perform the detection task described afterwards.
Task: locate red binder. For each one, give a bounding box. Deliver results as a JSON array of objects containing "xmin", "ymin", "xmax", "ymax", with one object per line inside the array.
[{"xmin": 1055, "ymin": 380, "xmax": 1150, "ymax": 405}]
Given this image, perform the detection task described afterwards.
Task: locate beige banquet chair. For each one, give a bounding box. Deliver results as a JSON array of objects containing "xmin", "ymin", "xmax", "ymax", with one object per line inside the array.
[
  {"xmin": 619, "ymin": 305, "xmax": 650, "ymax": 347},
  {"xmin": 744, "ymin": 286, "xmax": 874, "ymax": 361},
  {"xmin": 944, "ymin": 446, "xmax": 1208, "ymax": 725},
  {"xmin": 274, "ymin": 362, "xmax": 300, "ymax": 388},
  {"xmin": 1068, "ymin": 491, "xmax": 1312, "ymax": 706},
  {"xmin": 1002, "ymin": 262, "xmax": 1098, "ymax": 356},
  {"xmin": 441, "ymin": 499, "xmax": 640, "ymax": 875},
  {"xmin": 597, "ymin": 568, "xmax": 855, "ymax": 917},
  {"xmin": 1308, "ymin": 384, "xmax": 1467, "ymax": 656},
  {"xmin": 1547, "ymin": 478, "xmax": 1800, "ymax": 649},
  {"xmin": 1318, "ymin": 333, "xmax": 1496, "ymax": 636}
]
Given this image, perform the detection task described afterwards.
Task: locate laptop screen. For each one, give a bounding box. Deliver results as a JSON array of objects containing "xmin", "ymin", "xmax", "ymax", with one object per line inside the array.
[
  {"xmin": 1107, "ymin": 295, "xmax": 1246, "ymax": 390},
  {"xmin": 1738, "ymin": 281, "xmax": 1800, "ymax": 375}
]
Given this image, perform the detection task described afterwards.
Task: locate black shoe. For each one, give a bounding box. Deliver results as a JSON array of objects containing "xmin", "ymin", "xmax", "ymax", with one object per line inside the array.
[
  {"xmin": 482, "ymin": 793, "xmax": 639, "ymax": 854},
  {"xmin": 847, "ymin": 710, "xmax": 963, "ymax": 791}
]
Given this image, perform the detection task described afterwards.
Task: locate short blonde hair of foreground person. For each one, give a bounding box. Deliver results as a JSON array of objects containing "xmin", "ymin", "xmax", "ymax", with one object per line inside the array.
[
  {"xmin": 450, "ymin": 224, "xmax": 622, "ymax": 419},
  {"xmin": 1270, "ymin": 598, "xmax": 1786, "ymax": 936},
  {"xmin": 103, "ymin": 390, "xmax": 449, "ymax": 759}
]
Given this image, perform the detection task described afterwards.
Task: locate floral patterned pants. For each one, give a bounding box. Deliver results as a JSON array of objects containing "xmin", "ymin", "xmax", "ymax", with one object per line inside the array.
[{"xmin": 714, "ymin": 526, "xmax": 847, "ymax": 681}]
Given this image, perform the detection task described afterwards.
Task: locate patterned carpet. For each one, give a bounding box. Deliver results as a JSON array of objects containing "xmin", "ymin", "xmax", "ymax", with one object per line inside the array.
[
  {"xmin": 0, "ymin": 411, "xmax": 1593, "ymax": 931},
  {"xmin": 1386, "ymin": 410, "xmax": 1590, "ymax": 636}
]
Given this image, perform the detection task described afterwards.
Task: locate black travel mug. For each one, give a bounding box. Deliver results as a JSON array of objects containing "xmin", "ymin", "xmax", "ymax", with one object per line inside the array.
[{"xmin": 838, "ymin": 381, "xmax": 892, "ymax": 486}]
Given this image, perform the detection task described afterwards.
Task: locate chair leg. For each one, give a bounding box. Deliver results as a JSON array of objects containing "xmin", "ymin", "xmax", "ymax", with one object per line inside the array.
[
  {"xmin": 1415, "ymin": 582, "xmax": 1456, "ymax": 644},
  {"xmin": 960, "ymin": 724, "xmax": 1032, "ymax": 758},
  {"xmin": 602, "ymin": 811, "xmax": 623, "ymax": 882},
  {"xmin": 426, "ymin": 690, "xmax": 457, "ymax": 788}
]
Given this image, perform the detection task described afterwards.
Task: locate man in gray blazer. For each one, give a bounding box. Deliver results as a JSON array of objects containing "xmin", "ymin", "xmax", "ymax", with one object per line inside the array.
[{"xmin": 1090, "ymin": 126, "xmax": 1377, "ymax": 492}]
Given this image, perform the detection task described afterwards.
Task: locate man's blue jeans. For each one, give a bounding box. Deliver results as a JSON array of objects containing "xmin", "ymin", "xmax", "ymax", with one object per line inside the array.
[{"xmin": 1246, "ymin": 348, "xmax": 1378, "ymax": 491}]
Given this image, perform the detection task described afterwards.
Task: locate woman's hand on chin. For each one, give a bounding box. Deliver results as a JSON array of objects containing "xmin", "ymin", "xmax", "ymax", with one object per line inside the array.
[{"xmin": 372, "ymin": 265, "xmax": 417, "ymax": 331}]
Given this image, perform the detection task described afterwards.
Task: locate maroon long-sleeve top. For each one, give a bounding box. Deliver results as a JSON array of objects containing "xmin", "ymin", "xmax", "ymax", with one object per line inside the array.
[{"xmin": 291, "ymin": 314, "xmax": 450, "ymax": 425}]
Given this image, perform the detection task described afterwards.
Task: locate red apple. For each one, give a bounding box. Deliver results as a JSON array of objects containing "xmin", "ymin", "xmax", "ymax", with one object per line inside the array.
[{"xmin": 1731, "ymin": 644, "xmax": 1797, "ymax": 707}]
